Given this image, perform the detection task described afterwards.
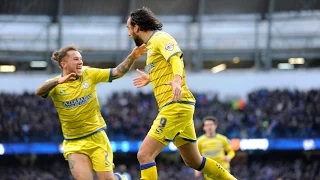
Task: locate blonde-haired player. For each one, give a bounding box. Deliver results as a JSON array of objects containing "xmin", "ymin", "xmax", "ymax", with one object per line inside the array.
[
  {"xmin": 35, "ymin": 44, "xmax": 146, "ymax": 180},
  {"xmin": 195, "ymin": 116, "xmax": 236, "ymax": 180},
  {"xmin": 127, "ymin": 7, "xmax": 236, "ymax": 180}
]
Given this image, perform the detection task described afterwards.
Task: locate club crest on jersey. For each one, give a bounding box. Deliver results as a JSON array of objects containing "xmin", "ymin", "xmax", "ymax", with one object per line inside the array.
[
  {"xmin": 59, "ymin": 89, "xmax": 66, "ymax": 95},
  {"xmin": 165, "ymin": 43, "xmax": 174, "ymax": 51},
  {"xmin": 82, "ymin": 82, "xmax": 89, "ymax": 89}
]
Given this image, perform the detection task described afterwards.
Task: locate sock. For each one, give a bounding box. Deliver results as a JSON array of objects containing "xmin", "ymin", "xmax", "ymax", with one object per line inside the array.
[
  {"xmin": 140, "ymin": 162, "xmax": 157, "ymax": 180},
  {"xmin": 114, "ymin": 173, "xmax": 122, "ymax": 180},
  {"xmin": 197, "ymin": 157, "xmax": 237, "ymax": 180}
]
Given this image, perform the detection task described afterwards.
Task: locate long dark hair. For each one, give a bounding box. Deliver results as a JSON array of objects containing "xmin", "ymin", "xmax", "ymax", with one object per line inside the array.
[{"xmin": 130, "ymin": 7, "xmax": 163, "ymax": 31}]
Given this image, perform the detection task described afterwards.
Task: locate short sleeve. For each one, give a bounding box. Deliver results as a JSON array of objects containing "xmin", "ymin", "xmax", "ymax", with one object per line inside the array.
[
  {"xmin": 157, "ymin": 35, "xmax": 183, "ymax": 63},
  {"xmin": 85, "ymin": 68, "xmax": 113, "ymax": 84}
]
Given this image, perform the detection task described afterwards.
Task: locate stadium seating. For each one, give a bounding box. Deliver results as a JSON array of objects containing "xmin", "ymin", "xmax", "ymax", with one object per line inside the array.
[{"xmin": 1, "ymin": 89, "xmax": 320, "ymax": 142}]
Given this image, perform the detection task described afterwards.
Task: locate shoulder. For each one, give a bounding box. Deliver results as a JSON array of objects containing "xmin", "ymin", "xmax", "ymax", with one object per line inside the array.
[
  {"xmin": 153, "ymin": 31, "xmax": 174, "ymax": 41},
  {"xmin": 82, "ymin": 68, "xmax": 99, "ymax": 77},
  {"xmin": 217, "ymin": 134, "xmax": 229, "ymax": 142},
  {"xmin": 197, "ymin": 135, "xmax": 206, "ymax": 141},
  {"xmin": 82, "ymin": 68, "xmax": 92, "ymax": 74}
]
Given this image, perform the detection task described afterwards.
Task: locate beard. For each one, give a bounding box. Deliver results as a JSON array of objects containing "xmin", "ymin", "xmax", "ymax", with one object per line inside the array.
[{"xmin": 132, "ymin": 34, "xmax": 144, "ymax": 46}]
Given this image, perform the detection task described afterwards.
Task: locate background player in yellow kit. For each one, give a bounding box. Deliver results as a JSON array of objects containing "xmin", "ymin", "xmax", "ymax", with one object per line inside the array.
[
  {"xmin": 195, "ymin": 116, "xmax": 236, "ymax": 180},
  {"xmin": 128, "ymin": 7, "xmax": 236, "ymax": 180},
  {"xmin": 35, "ymin": 44, "xmax": 146, "ymax": 180}
]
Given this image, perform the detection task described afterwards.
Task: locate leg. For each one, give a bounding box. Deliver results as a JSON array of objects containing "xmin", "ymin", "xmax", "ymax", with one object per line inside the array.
[
  {"xmin": 96, "ymin": 171, "xmax": 119, "ymax": 180},
  {"xmin": 137, "ymin": 103, "xmax": 192, "ymax": 180},
  {"xmin": 137, "ymin": 135, "xmax": 166, "ymax": 180},
  {"xmin": 137, "ymin": 105, "xmax": 176, "ymax": 180},
  {"xmin": 68, "ymin": 153, "xmax": 93, "ymax": 180},
  {"xmin": 92, "ymin": 131, "xmax": 122, "ymax": 180},
  {"xmin": 178, "ymin": 142, "xmax": 236, "ymax": 180},
  {"xmin": 173, "ymin": 104, "xmax": 236, "ymax": 180},
  {"xmin": 138, "ymin": 135, "xmax": 166, "ymax": 164},
  {"xmin": 93, "ymin": 148, "xmax": 118, "ymax": 180}
]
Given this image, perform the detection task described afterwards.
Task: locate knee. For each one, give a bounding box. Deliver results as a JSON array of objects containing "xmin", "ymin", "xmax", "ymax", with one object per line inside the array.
[{"xmin": 137, "ymin": 150, "xmax": 153, "ymax": 164}]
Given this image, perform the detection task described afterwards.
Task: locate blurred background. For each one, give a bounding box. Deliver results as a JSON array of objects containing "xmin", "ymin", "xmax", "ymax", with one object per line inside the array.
[{"xmin": 1, "ymin": 0, "xmax": 320, "ymax": 179}]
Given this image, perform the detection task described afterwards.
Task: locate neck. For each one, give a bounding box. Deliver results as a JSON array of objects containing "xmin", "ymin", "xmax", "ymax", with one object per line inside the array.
[
  {"xmin": 206, "ymin": 132, "xmax": 216, "ymax": 138},
  {"xmin": 141, "ymin": 30, "xmax": 156, "ymax": 43},
  {"xmin": 62, "ymin": 70, "xmax": 69, "ymax": 77}
]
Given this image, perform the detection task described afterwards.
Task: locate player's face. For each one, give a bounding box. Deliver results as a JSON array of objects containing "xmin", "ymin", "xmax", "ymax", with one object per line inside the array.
[
  {"xmin": 127, "ymin": 18, "xmax": 144, "ymax": 46},
  {"xmin": 61, "ymin": 50, "xmax": 83, "ymax": 76},
  {"xmin": 203, "ymin": 120, "xmax": 217, "ymax": 133}
]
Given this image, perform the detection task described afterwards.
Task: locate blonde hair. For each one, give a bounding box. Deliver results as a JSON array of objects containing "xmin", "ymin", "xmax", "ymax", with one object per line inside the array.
[{"xmin": 51, "ymin": 45, "xmax": 80, "ymax": 67}]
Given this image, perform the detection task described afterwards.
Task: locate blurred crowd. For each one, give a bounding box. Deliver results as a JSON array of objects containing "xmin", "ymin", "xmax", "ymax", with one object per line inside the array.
[
  {"xmin": 0, "ymin": 157, "xmax": 319, "ymax": 180},
  {"xmin": 0, "ymin": 89, "xmax": 320, "ymax": 142}
]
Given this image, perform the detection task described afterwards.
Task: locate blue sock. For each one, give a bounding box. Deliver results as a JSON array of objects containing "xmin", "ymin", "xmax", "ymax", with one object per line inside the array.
[{"xmin": 114, "ymin": 173, "xmax": 122, "ymax": 180}]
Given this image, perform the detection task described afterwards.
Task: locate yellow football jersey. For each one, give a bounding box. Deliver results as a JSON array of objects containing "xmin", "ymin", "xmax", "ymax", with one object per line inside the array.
[
  {"xmin": 197, "ymin": 134, "xmax": 235, "ymax": 169},
  {"xmin": 145, "ymin": 30, "xmax": 195, "ymax": 109},
  {"xmin": 47, "ymin": 68, "xmax": 113, "ymax": 140}
]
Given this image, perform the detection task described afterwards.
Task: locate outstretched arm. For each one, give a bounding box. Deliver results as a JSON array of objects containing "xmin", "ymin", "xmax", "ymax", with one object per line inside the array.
[
  {"xmin": 112, "ymin": 44, "xmax": 147, "ymax": 80},
  {"xmin": 112, "ymin": 54, "xmax": 136, "ymax": 80},
  {"xmin": 133, "ymin": 69, "xmax": 150, "ymax": 88}
]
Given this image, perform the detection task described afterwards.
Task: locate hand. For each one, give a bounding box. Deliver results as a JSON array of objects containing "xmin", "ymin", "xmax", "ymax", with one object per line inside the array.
[
  {"xmin": 133, "ymin": 69, "xmax": 150, "ymax": 88},
  {"xmin": 165, "ymin": 80, "xmax": 182, "ymax": 101},
  {"xmin": 131, "ymin": 44, "xmax": 147, "ymax": 59},
  {"xmin": 57, "ymin": 73, "xmax": 77, "ymax": 84},
  {"xmin": 224, "ymin": 156, "xmax": 231, "ymax": 162}
]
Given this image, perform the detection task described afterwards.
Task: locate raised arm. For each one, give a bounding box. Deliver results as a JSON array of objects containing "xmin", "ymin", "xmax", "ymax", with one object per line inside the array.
[
  {"xmin": 112, "ymin": 44, "xmax": 147, "ymax": 80},
  {"xmin": 35, "ymin": 73, "xmax": 76, "ymax": 97}
]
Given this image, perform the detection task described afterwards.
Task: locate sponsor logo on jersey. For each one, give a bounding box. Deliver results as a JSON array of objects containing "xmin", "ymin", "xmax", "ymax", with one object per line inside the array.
[
  {"xmin": 63, "ymin": 94, "xmax": 92, "ymax": 108},
  {"xmin": 59, "ymin": 90, "xmax": 66, "ymax": 95}
]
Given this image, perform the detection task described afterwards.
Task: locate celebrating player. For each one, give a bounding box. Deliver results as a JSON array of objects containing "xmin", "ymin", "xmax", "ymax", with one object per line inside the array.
[
  {"xmin": 128, "ymin": 7, "xmax": 237, "ymax": 180},
  {"xmin": 195, "ymin": 116, "xmax": 235, "ymax": 179},
  {"xmin": 35, "ymin": 44, "xmax": 146, "ymax": 180}
]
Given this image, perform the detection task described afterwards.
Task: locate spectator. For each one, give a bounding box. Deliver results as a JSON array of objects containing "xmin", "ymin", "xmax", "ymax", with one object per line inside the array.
[{"xmin": 1, "ymin": 89, "xmax": 320, "ymax": 142}]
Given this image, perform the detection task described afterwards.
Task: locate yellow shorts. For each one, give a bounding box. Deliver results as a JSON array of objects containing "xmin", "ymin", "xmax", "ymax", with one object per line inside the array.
[
  {"xmin": 148, "ymin": 103, "xmax": 196, "ymax": 147},
  {"xmin": 62, "ymin": 130, "xmax": 114, "ymax": 172}
]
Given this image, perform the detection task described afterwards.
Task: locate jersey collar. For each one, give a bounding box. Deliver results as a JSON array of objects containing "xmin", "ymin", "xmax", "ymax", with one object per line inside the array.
[{"xmin": 144, "ymin": 30, "xmax": 158, "ymax": 45}]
